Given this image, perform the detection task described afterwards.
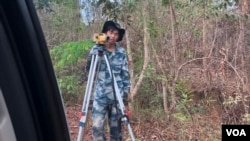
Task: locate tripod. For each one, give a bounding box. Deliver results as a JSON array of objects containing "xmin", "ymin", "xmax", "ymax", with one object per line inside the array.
[{"xmin": 76, "ymin": 45, "xmax": 135, "ymax": 141}]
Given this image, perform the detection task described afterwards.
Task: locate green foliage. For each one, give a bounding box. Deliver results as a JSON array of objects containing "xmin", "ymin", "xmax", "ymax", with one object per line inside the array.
[
  {"xmin": 184, "ymin": 48, "xmax": 194, "ymax": 59},
  {"xmin": 162, "ymin": 0, "xmax": 170, "ymax": 6},
  {"xmin": 173, "ymin": 112, "xmax": 190, "ymax": 122},
  {"xmin": 175, "ymin": 79, "xmax": 193, "ymax": 119},
  {"xmin": 137, "ymin": 108, "xmax": 167, "ymax": 122},
  {"xmin": 57, "ymin": 75, "xmax": 83, "ymax": 96},
  {"xmin": 126, "ymin": 0, "xmax": 136, "ymax": 10},
  {"xmin": 192, "ymin": 25, "xmax": 201, "ymax": 39},
  {"xmin": 50, "ymin": 40, "xmax": 94, "ymax": 96},
  {"xmin": 134, "ymin": 78, "xmax": 161, "ymax": 109},
  {"xmin": 148, "ymin": 21, "xmax": 161, "ymax": 38},
  {"xmin": 50, "ymin": 40, "xmax": 94, "ymax": 68},
  {"xmin": 133, "ymin": 56, "xmax": 144, "ymax": 74},
  {"xmin": 175, "ymin": 79, "xmax": 193, "ymax": 99},
  {"xmin": 33, "ymin": 0, "xmax": 52, "ymax": 10},
  {"xmin": 33, "ymin": 0, "xmax": 77, "ymax": 9},
  {"xmin": 190, "ymin": 106, "xmax": 204, "ymax": 114},
  {"xmin": 174, "ymin": 0, "xmax": 189, "ymax": 9}
]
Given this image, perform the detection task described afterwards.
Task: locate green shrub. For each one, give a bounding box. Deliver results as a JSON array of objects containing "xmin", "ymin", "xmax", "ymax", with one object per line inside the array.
[{"xmin": 50, "ymin": 40, "xmax": 94, "ymax": 99}]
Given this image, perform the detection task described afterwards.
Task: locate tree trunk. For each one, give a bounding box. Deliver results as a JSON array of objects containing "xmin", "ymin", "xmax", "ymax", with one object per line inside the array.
[
  {"xmin": 239, "ymin": 0, "xmax": 249, "ymax": 122},
  {"xmin": 121, "ymin": 0, "xmax": 135, "ymax": 113},
  {"xmin": 169, "ymin": 0, "xmax": 177, "ymax": 109},
  {"xmin": 130, "ymin": 0, "xmax": 150, "ymax": 103}
]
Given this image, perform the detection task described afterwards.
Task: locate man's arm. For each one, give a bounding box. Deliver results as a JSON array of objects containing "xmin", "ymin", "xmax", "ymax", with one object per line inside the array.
[{"xmin": 121, "ymin": 52, "xmax": 131, "ymax": 95}]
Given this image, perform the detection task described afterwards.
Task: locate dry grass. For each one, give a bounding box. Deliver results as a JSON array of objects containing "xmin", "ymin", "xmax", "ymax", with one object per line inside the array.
[{"xmin": 65, "ymin": 98, "xmax": 222, "ymax": 141}]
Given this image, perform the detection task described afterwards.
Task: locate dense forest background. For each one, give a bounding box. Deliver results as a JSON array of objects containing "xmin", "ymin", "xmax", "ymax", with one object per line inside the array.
[{"xmin": 34, "ymin": 0, "xmax": 250, "ymax": 140}]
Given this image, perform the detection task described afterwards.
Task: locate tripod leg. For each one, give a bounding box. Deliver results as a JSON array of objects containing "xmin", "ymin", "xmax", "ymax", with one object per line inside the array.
[
  {"xmin": 103, "ymin": 55, "xmax": 136, "ymax": 141},
  {"xmin": 113, "ymin": 80, "xmax": 135, "ymax": 141},
  {"xmin": 77, "ymin": 55, "xmax": 99, "ymax": 141}
]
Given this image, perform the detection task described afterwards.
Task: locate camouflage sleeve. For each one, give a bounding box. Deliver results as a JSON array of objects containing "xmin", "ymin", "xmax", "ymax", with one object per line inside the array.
[{"xmin": 121, "ymin": 52, "xmax": 131, "ymax": 95}]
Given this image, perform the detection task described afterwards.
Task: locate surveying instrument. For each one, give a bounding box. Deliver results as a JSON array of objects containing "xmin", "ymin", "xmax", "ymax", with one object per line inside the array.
[{"xmin": 76, "ymin": 33, "xmax": 135, "ymax": 141}]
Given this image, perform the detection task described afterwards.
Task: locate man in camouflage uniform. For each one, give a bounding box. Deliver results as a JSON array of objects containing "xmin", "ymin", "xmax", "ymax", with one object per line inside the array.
[{"xmin": 86, "ymin": 21, "xmax": 130, "ymax": 141}]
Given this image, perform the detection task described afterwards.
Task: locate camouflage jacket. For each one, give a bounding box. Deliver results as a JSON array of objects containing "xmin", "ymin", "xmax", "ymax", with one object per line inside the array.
[{"xmin": 86, "ymin": 44, "xmax": 131, "ymax": 101}]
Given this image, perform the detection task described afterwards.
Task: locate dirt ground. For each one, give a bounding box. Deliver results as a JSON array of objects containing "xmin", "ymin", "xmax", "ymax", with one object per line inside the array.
[
  {"xmin": 65, "ymin": 104, "xmax": 131, "ymax": 141},
  {"xmin": 65, "ymin": 101, "xmax": 222, "ymax": 141}
]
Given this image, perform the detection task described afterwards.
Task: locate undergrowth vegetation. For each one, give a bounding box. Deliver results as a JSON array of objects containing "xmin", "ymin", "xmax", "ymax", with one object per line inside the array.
[
  {"xmin": 35, "ymin": 0, "xmax": 250, "ymax": 140},
  {"xmin": 49, "ymin": 40, "xmax": 94, "ymax": 101}
]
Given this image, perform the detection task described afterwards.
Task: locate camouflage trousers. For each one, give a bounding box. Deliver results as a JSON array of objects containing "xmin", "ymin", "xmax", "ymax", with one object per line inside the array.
[{"xmin": 92, "ymin": 100, "xmax": 122, "ymax": 141}]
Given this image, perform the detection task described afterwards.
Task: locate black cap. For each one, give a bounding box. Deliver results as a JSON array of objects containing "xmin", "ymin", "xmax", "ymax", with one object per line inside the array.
[{"xmin": 102, "ymin": 21, "xmax": 125, "ymax": 42}]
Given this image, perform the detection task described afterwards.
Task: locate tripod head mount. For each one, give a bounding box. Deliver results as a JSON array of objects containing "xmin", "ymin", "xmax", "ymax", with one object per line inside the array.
[
  {"xmin": 93, "ymin": 33, "xmax": 109, "ymax": 45},
  {"xmin": 89, "ymin": 45, "xmax": 107, "ymax": 57}
]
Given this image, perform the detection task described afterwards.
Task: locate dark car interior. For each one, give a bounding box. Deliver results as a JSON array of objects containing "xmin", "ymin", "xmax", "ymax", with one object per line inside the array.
[{"xmin": 0, "ymin": 0, "xmax": 71, "ymax": 140}]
